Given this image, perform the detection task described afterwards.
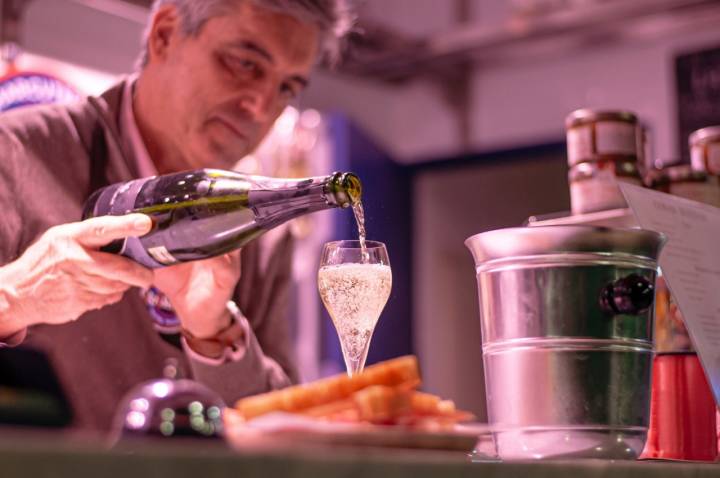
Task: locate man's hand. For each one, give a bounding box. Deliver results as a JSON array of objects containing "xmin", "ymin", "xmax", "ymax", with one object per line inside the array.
[
  {"xmin": 0, "ymin": 214, "xmax": 154, "ymax": 335},
  {"xmin": 152, "ymin": 251, "xmax": 241, "ymax": 339}
]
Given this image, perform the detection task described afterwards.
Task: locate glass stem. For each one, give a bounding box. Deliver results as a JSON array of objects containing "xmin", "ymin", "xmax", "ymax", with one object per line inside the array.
[
  {"xmin": 340, "ymin": 336, "xmax": 372, "ymax": 377},
  {"xmin": 344, "ymin": 354, "xmax": 368, "ymax": 377}
]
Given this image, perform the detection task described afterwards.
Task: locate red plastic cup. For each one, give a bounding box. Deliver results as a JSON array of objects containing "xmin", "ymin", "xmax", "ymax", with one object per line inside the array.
[{"xmin": 641, "ymin": 353, "xmax": 718, "ymax": 461}]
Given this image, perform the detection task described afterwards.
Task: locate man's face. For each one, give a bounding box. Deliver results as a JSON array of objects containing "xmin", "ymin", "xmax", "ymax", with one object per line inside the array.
[{"xmin": 151, "ymin": 2, "xmax": 319, "ymax": 170}]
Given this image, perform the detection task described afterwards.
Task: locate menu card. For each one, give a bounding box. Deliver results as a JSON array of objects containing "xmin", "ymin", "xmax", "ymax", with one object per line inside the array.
[{"xmin": 620, "ymin": 183, "xmax": 720, "ymax": 405}]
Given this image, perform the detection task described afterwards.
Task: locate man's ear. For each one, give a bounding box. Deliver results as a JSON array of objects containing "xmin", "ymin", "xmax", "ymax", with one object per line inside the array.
[{"xmin": 147, "ymin": 5, "xmax": 181, "ymax": 64}]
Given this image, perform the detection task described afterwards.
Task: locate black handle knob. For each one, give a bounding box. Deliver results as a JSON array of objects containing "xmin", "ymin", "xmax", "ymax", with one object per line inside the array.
[{"xmin": 600, "ymin": 274, "xmax": 655, "ymax": 315}]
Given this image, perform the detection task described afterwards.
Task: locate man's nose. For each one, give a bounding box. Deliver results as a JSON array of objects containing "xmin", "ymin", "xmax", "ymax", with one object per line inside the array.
[{"xmin": 238, "ymin": 87, "xmax": 277, "ymax": 122}]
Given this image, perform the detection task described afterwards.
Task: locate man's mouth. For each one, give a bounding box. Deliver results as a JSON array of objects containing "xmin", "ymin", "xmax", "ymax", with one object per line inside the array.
[{"xmin": 210, "ymin": 115, "xmax": 252, "ymax": 142}]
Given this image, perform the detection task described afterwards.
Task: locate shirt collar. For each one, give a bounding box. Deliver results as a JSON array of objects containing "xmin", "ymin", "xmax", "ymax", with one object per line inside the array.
[{"xmin": 120, "ymin": 75, "xmax": 157, "ymax": 178}]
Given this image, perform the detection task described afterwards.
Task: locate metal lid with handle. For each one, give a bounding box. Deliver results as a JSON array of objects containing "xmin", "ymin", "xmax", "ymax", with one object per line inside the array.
[{"xmin": 466, "ymin": 225, "xmax": 666, "ymax": 266}]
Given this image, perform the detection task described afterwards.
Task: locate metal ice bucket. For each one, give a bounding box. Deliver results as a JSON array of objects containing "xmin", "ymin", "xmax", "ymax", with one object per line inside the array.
[{"xmin": 465, "ymin": 226, "xmax": 666, "ymax": 460}]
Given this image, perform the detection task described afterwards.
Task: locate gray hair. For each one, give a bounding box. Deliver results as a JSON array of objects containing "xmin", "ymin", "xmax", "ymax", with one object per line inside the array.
[{"xmin": 136, "ymin": 0, "xmax": 354, "ymax": 69}]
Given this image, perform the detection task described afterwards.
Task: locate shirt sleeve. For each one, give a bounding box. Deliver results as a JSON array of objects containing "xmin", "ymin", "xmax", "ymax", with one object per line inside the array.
[
  {"xmin": 184, "ymin": 320, "xmax": 291, "ymax": 404},
  {"xmin": 0, "ymin": 128, "xmax": 29, "ymax": 347},
  {"xmin": 0, "ymin": 127, "xmax": 24, "ymax": 266},
  {"xmin": 184, "ymin": 227, "xmax": 296, "ymax": 405},
  {"xmin": 0, "ymin": 329, "xmax": 28, "ymax": 348}
]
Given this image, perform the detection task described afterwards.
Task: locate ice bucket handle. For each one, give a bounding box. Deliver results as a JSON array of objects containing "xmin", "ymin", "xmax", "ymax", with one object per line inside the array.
[{"xmin": 599, "ymin": 273, "xmax": 655, "ymax": 316}]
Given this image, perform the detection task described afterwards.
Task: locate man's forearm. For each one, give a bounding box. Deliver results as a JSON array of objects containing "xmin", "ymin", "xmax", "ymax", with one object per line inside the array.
[{"xmin": 0, "ymin": 269, "xmax": 28, "ymax": 339}]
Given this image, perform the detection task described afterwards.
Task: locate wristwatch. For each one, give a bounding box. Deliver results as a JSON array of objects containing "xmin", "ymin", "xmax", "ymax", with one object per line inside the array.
[{"xmin": 181, "ymin": 301, "xmax": 249, "ymax": 360}]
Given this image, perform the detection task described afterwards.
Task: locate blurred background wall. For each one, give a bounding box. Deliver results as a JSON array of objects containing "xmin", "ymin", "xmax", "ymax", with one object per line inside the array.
[{"xmin": 4, "ymin": 0, "xmax": 720, "ymax": 420}]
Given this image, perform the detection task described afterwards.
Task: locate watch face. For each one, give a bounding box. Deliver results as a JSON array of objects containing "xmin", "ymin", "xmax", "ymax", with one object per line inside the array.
[{"xmin": 142, "ymin": 287, "xmax": 181, "ymax": 334}]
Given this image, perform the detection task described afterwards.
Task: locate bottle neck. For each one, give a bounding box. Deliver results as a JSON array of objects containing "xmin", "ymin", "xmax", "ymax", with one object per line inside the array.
[
  {"xmin": 324, "ymin": 172, "xmax": 361, "ymax": 208},
  {"xmin": 248, "ymin": 174, "xmax": 351, "ymax": 229}
]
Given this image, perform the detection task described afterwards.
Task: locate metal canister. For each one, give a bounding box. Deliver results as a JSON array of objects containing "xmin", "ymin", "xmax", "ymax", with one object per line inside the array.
[
  {"xmin": 566, "ymin": 109, "xmax": 644, "ymax": 214},
  {"xmin": 465, "ymin": 226, "xmax": 665, "ymax": 460},
  {"xmin": 569, "ymin": 159, "xmax": 643, "ymax": 215},
  {"xmin": 690, "ymin": 126, "xmax": 720, "ymax": 175},
  {"xmin": 566, "ymin": 109, "xmax": 640, "ymax": 167},
  {"xmin": 648, "ymin": 164, "xmax": 720, "ymax": 210}
]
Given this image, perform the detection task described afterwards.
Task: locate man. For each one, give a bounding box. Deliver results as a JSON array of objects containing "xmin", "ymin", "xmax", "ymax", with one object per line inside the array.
[{"xmin": 0, "ymin": 0, "xmax": 351, "ymax": 431}]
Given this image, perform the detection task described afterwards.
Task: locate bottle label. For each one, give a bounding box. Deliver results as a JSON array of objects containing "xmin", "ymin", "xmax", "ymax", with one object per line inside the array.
[
  {"xmin": 147, "ymin": 245, "xmax": 179, "ymax": 266},
  {"xmin": 567, "ymin": 124, "xmax": 593, "ymax": 166},
  {"xmin": 108, "ymin": 177, "xmax": 152, "ymax": 214},
  {"xmin": 122, "ymin": 237, "xmax": 165, "ymax": 269},
  {"xmin": 567, "ymin": 121, "xmax": 638, "ymax": 166},
  {"xmin": 595, "ymin": 121, "xmax": 637, "ymax": 156}
]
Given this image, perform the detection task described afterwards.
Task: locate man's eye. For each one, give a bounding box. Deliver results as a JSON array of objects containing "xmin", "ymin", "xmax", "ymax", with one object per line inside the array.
[
  {"xmin": 224, "ymin": 56, "xmax": 258, "ymax": 75},
  {"xmin": 237, "ymin": 59, "xmax": 257, "ymax": 71},
  {"xmin": 279, "ymin": 83, "xmax": 298, "ymax": 100}
]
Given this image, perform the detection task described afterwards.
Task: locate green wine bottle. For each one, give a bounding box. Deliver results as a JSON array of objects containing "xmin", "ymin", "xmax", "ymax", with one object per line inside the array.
[{"xmin": 82, "ymin": 169, "xmax": 361, "ymax": 268}]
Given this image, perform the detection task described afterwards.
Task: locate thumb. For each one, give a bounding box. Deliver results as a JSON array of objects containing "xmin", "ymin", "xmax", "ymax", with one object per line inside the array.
[
  {"xmin": 74, "ymin": 214, "xmax": 153, "ymax": 248},
  {"xmin": 226, "ymin": 250, "xmax": 241, "ymax": 267}
]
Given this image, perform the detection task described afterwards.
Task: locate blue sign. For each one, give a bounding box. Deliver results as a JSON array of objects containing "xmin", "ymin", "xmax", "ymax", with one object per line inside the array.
[{"xmin": 0, "ymin": 72, "xmax": 79, "ymax": 112}]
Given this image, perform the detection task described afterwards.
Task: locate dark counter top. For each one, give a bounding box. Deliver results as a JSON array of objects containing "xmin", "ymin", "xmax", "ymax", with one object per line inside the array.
[{"xmin": 1, "ymin": 428, "xmax": 719, "ymax": 478}]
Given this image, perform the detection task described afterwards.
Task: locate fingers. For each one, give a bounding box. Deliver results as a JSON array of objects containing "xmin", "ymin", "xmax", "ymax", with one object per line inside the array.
[
  {"xmin": 82, "ymin": 250, "xmax": 154, "ymax": 289},
  {"xmin": 40, "ymin": 217, "xmax": 154, "ymax": 288},
  {"xmin": 7, "ymin": 217, "xmax": 154, "ymax": 328},
  {"xmin": 72, "ymin": 214, "xmax": 152, "ymax": 248},
  {"xmin": 226, "ymin": 250, "xmax": 242, "ymax": 267},
  {"xmin": 208, "ymin": 250, "xmax": 241, "ymax": 269}
]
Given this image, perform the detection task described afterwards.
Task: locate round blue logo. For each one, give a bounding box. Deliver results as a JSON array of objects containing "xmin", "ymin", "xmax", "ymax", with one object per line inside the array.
[
  {"xmin": 0, "ymin": 72, "xmax": 79, "ymax": 112},
  {"xmin": 142, "ymin": 286, "xmax": 182, "ymax": 334}
]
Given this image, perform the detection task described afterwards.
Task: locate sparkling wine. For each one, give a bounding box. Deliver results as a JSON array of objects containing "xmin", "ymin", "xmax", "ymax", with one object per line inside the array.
[
  {"xmin": 351, "ymin": 200, "xmax": 368, "ymax": 262},
  {"xmin": 318, "ymin": 263, "xmax": 392, "ymax": 375}
]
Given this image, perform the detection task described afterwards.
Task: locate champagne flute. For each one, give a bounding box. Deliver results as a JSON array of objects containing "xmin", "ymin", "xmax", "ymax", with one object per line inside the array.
[{"xmin": 318, "ymin": 240, "xmax": 392, "ymax": 376}]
